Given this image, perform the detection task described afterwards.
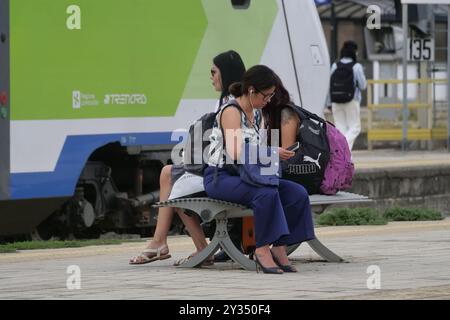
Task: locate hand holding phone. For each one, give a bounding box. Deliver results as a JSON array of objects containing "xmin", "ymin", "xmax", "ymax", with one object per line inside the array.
[
  {"xmin": 279, "ymin": 143, "xmax": 298, "ymax": 160},
  {"xmin": 286, "ymin": 142, "xmax": 300, "ymax": 152}
]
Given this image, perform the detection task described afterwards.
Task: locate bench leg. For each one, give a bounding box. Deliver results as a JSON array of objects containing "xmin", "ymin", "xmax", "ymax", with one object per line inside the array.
[
  {"xmin": 307, "ymin": 238, "xmax": 344, "ymax": 262},
  {"xmin": 215, "ymin": 219, "xmax": 256, "ymax": 271},
  {"xmin": 287, "ymin": 239, "xmax": 344, "ymax": 262},
  {"xmin": 286, "ymin": 243, "xmax": 301, "ymax": 256},
  {"xmin": 177, "ymin": 218, "xmax": 256, "ymax": 270}
]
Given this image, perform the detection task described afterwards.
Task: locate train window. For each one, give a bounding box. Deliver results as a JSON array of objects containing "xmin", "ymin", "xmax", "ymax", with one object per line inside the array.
[{"xmin": 231, "ymin": 0, "xmax": 250, "ymax": 10}]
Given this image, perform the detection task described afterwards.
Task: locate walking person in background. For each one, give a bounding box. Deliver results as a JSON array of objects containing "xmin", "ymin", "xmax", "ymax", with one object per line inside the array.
[{"xmin": 329, "ymin": 40, "xmax": 367, "ymax": 150}]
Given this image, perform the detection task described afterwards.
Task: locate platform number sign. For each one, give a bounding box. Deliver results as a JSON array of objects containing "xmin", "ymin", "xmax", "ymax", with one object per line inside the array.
[{"xmin": 408, "ymin": 38, "xmax": 434, "ymax": 61}]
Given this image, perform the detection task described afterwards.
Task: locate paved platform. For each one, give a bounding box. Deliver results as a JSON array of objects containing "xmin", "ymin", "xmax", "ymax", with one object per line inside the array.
[{"xmin": 1, "ymin": 218, "xmax": 450, "ymax": 300}]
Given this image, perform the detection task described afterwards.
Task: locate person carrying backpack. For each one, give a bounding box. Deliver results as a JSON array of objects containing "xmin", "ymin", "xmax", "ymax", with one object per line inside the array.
[
  {"xmin": 328, "ymin": 40, "xmax": 367, "ymax": 151},
  {"xmin": 129, "ymin": 50, "xmax": 246, "ymax": 265},
  {"xmin": 204, "ymin": 65, "xmax": 315, "ymax": 274},
  {"xmin": 265, "ymin": 75, "xmax": 329, "ymax": 195},
  {"xmin": 266, "ymin": 75, "xmax": 354, "ymax": 196}
]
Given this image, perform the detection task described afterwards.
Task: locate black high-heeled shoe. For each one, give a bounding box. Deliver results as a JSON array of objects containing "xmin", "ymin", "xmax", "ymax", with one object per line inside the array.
[
  {"xmin": 254, "ymin": 255, "xmax": 283, "ymax": 274},
  {"xmin": 271, "ymin": 252, "xmax": 298, "ymax": 273}
]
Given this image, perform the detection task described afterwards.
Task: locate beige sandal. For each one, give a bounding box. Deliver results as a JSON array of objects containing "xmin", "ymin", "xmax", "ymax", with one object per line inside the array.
[
  {"xmin": 129, "ymin": 244, "xmax": 171, "ymax": 265},
  {"xmin": 173, "ymin": 253, "xmax": 214, "ymax": 267}
]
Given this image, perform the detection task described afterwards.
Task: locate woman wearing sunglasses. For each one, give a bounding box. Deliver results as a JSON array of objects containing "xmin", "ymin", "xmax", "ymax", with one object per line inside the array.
[{"xmin": 129, "ymin": 50, "xmax": 246, "ymax": 265}]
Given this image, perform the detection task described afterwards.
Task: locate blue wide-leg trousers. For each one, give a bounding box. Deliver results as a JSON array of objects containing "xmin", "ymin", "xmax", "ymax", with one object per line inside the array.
[{"xmin": 204, "ymin": 167, "xmax": 315, "ymax": 248}]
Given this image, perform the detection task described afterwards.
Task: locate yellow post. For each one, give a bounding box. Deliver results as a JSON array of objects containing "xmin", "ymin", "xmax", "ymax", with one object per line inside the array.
[{"xmin": 428, "ymin": 79, "xmax": 433, "ymax": 150}]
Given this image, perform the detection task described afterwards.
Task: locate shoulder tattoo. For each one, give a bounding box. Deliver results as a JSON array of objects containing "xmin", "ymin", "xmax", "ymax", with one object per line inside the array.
[{"xmin": 281, "ymin": 108, "xmax": 299, "ymax": 126}]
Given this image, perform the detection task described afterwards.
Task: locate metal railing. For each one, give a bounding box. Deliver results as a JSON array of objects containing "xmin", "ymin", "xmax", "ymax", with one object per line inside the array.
[{"xmin": 367, "ymin": 78, "xmax": 448, "ymax": 150}]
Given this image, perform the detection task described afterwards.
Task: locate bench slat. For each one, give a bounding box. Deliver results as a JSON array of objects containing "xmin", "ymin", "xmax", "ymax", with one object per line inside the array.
[
  {"xmin": 154, "ymin": 197, "xmax": 247, "ymax": 209},
  {"xmin": 308, "ymin": 192, "xmax": 370, "ymax": 205},
  {"xmin": 154, "ymin": 192, "xmax": 370, "ymax": 209}
]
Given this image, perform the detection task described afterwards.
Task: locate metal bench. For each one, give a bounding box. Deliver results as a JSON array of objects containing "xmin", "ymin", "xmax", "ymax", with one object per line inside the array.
[{"xmin": 153, "ymin": 192, "xmax": 370, "ymax": 271}]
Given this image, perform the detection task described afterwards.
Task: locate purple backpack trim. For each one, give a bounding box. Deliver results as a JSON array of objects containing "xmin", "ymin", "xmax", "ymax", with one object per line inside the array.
[{"xmin": 320, "ymin": 122, "xmax": 355, "ymax": 195}]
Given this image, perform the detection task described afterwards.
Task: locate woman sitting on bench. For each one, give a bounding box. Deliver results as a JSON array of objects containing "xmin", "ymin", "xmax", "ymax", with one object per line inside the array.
[
  {"xmin": 204, "ymin": 65, "xmax": 316, "ymax": 274},
  {"xmin": 129, "ymin": 50, "xmax": 246, "ymax": 265}
]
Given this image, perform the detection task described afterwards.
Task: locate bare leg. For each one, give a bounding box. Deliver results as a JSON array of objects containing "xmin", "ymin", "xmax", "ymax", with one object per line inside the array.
[
  {"xmin": 131, "ymin": 165, "xmax": 209, "ymax": 264},
  {"xmin": 176, "ymin": 209, "xmax": 208, "ymax": 251},
  {"xmin": 154, "ymin": 168, "xmax": 209, "ymax": 252},
  {"xmin": 130, "ymin": 165, "xmax": 174, "ymax": 263},
  {"xmin": 141, "ymin": 164, "xmax": 208, "ymax": 252},
  {"xmin": 156, "ymin": 165, "xmax": 208, "ymax": 252},
  {"xmin": 149, "ymin": 165, "xmax": 174, "ymax": 247}
]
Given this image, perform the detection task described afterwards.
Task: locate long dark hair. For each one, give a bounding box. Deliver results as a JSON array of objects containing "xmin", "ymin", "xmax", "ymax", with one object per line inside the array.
[
  {"xmin": 262, "ymin": 74, "xmax": 294, "ymax": 146},
  {"xmin": 228, "ymin": 65, "xmax": 277, "ymax": 98},
  {"xmin": 213, "ymin": 50, "xmax": 246, "ymax": 105}
]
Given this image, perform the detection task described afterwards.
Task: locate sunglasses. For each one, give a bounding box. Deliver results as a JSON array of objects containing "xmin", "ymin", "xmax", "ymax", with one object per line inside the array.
[{"xmin": 255, "ymin": 88, "xmax": 276, "ymax": 101}]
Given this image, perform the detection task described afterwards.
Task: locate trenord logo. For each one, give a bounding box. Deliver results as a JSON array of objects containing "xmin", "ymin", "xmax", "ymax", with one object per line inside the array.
[
  {"xmin": 104, "ymin": 94, "xmax": 147, "ymax": 105},
  {"xmin": 72, "ymin": 91, "xmax": 147, "ymax": 109}
]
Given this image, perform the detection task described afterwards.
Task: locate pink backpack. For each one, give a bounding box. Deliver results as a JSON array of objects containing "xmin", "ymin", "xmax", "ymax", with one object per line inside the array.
[{"xmin": 320, "ymin": 122, "xmax": 355, "ymax": 195}]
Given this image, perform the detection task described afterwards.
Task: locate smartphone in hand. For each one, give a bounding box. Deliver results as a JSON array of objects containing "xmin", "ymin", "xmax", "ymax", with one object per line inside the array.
[{"xmin": 286, "ymin": 142, "xmax": 300, "ymax": 152}]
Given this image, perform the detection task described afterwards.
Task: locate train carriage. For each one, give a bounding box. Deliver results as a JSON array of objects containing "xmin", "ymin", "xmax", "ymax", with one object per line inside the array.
[{"xmin": 0, "ymin": 0, "xmax": 330, "ymax": 237}]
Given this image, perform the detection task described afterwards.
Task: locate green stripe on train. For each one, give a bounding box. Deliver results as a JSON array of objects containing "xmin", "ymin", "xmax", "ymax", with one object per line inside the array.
[
  {"xmin": 10, "ymin": 0, "xmax": 277, "ymax": 120},
  {"xmin": 10, "ymin": 0, "xmax": 206, "ymax": 120}
]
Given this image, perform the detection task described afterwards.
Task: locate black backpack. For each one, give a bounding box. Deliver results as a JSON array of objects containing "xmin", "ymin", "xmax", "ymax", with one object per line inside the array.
[
  {"xmin": 183, "ymin": 111, "xmax": 219, "ymax": 176},
  {"xmin": 183, "ymin": 99, "xmax": 250, "ymax": 176},
  {"xmin": 330, "ymin": 62, "xmax": 356, "ymax": 103},
  {"xmin": 278, "ymin": 105, "xmax": 330, "ymax": 195}
]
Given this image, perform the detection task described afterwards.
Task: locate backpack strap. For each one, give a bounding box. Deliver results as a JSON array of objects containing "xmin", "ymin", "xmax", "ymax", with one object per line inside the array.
[
  {"xmin": 337, "ymin": 61, "xmax": 356, "ymax": 69},
  {"xmin": 218, "ymin": 100, "xmax": 260, "ymax": 135},
  {"xmin": 218, "ymin": 101, "xmax": 243, "ymax": 138},
  {"xmin": 291, "ymin": 105, "xmax": 326, "ymax": 124},
  {"xmin": 215, "ymin": 100, "xmax": 265, "ymax": 182},
  {"xmin": 213, "ymin": 101, "xmax": 245, "ymax": 183}
]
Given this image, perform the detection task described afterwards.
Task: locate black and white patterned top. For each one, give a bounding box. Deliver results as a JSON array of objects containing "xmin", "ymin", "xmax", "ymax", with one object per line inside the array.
[{"xmin": 207, "ymin": 100, "xmax": 265, "ymax": 167}]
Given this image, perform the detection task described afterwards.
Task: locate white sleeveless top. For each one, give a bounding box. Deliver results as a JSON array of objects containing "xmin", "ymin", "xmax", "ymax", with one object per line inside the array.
[{"xmin": 208, "ymin": 101, "xmax": 265, "ymax": 167}]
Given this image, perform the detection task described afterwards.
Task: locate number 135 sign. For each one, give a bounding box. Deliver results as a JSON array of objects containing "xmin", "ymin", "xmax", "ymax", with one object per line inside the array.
[{"xmin": 408, "ymin": 38, "xmax": 434, "ymax": 61}]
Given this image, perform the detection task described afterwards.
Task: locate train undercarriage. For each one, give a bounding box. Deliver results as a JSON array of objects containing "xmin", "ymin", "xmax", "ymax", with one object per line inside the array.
[{"xmin": 3, "ymin": 143, "xmax": 187, "ymax": 241}]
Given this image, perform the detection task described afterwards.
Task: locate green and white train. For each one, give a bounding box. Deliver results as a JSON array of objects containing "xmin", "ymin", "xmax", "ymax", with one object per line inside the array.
[{"xmin": 0, "ymin": 0, "xmax": 330, "ymax": 237}]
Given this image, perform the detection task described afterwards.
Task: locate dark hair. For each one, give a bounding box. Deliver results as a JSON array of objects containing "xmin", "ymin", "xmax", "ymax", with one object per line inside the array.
[
  {"xmin": 340, "ymin": 40, "xmax": 358, "ymax": 62},
  {"xmin": 213, "ymin": 50, "xmax": 246, "ymax": 105},
  {"xmin": 229, "ymin": 65, "xmax": 277, "ymax": 98},
  {"xmin": 262, "ymin": 74, "xmax": 294, "ymax": 145},
  {"xmin": 344, "ymin": 40, "xmax": 358, "ymax": 51}
]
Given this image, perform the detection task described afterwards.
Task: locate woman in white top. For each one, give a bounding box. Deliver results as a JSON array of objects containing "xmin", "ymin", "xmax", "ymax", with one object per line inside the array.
[
  {"xmin": 204, "ymin": 65, "xmax": 315, "ymax": 274},
  {"xmin": 329, "ymin": 40, "xmax": 367, "ymax": 150},
  {"xmin": 130, "ymin": 50, "xmax": 245, "ymax": 265}
]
